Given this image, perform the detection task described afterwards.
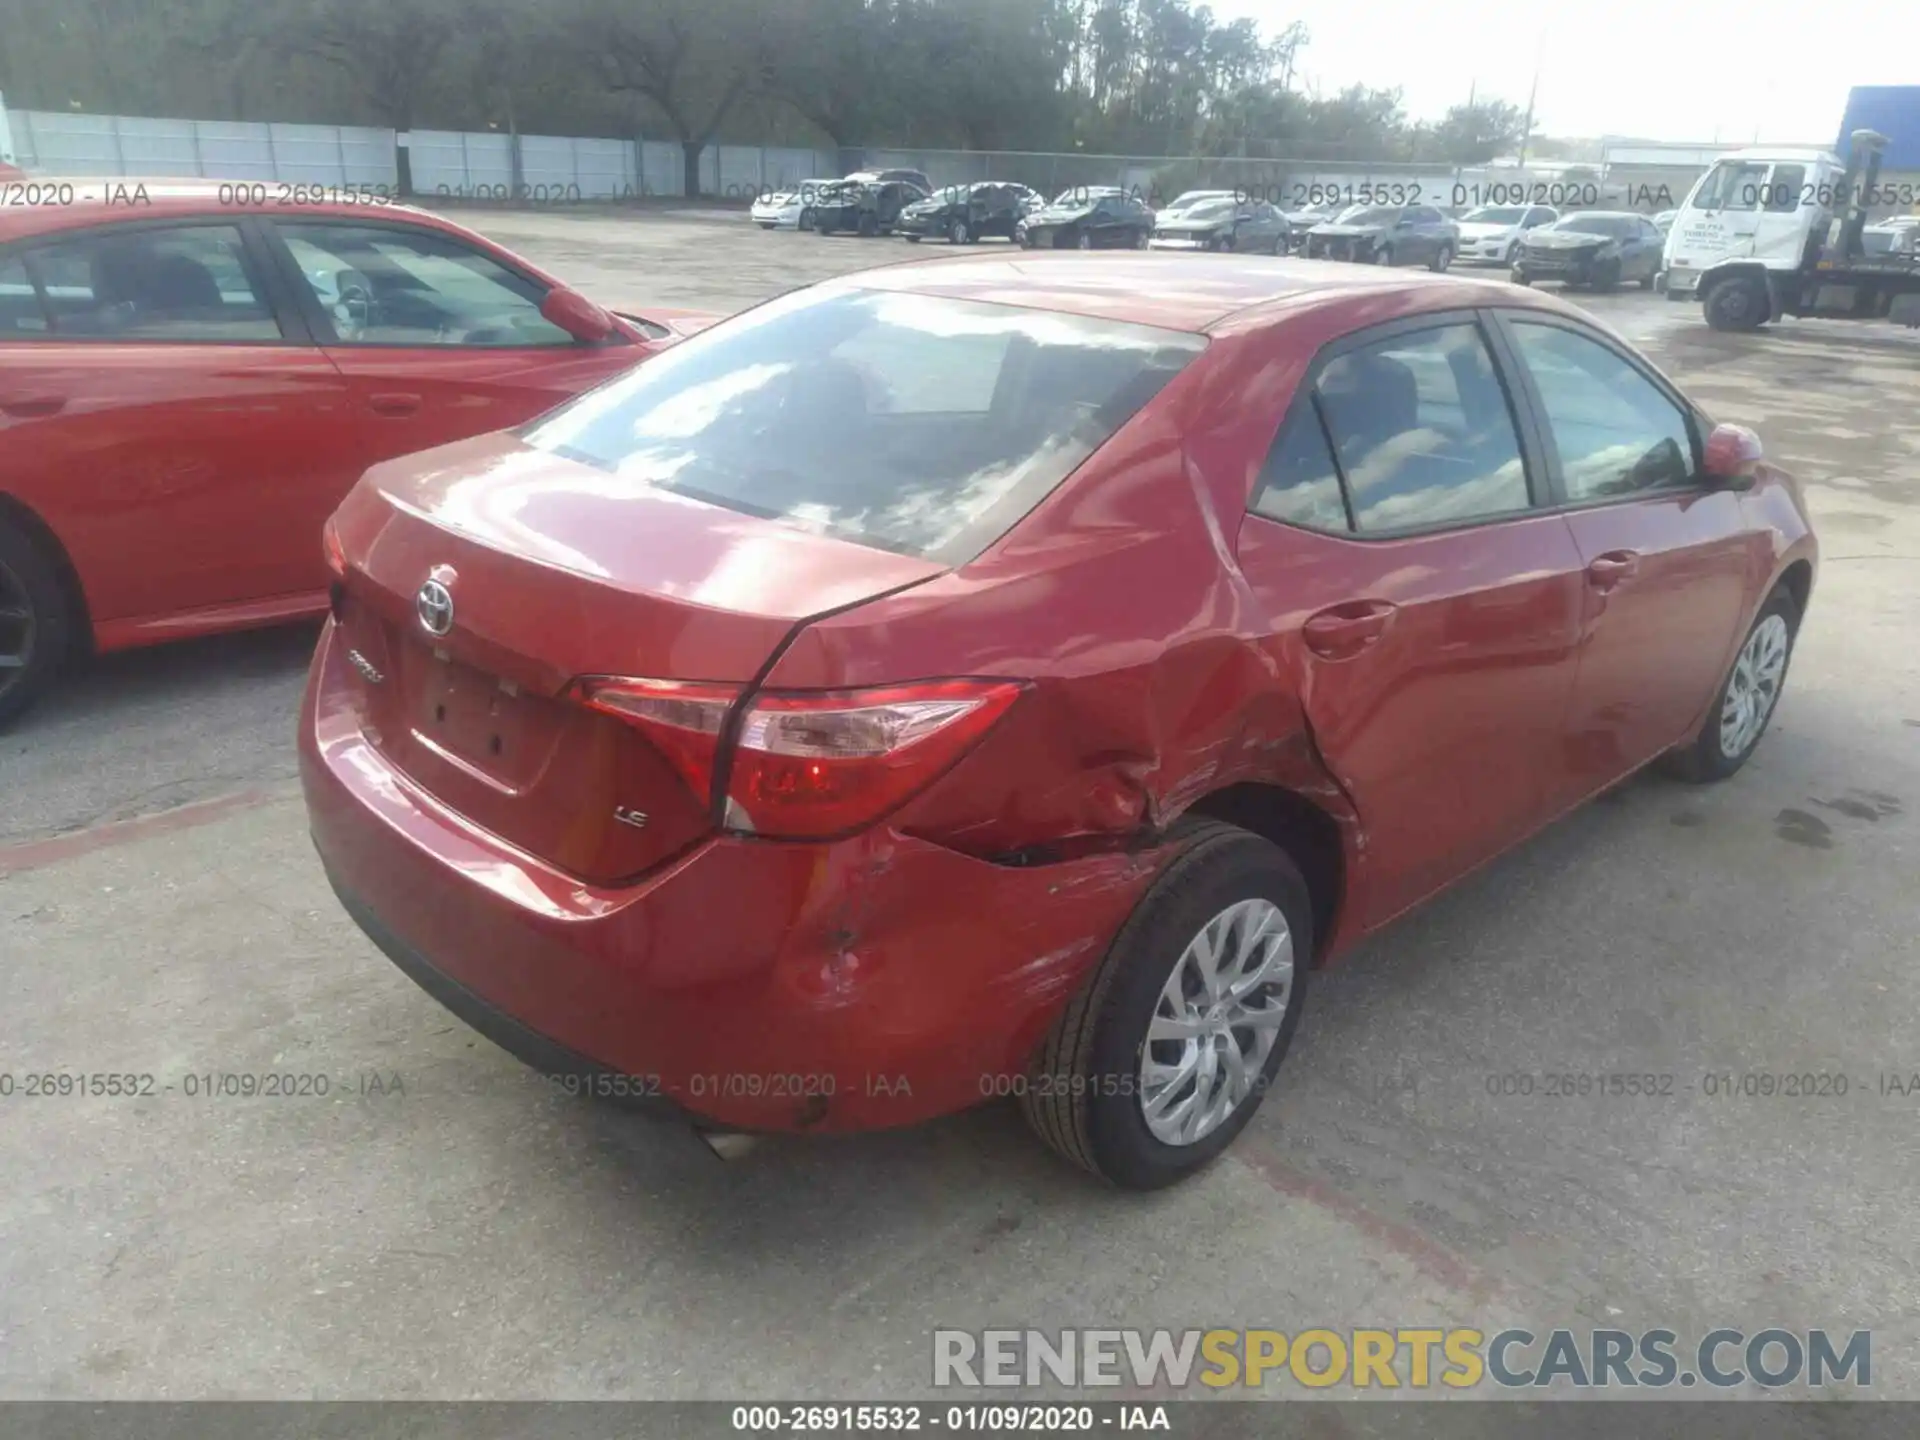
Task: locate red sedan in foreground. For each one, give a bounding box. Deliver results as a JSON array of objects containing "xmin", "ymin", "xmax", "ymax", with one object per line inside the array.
[
  {"xmin": 0, "ymin": 181, "xmax": 706, "ymax": 724},
  {"xmin": 303, "ymin": 252, "xmax": 1816, "ymax": 1188}
]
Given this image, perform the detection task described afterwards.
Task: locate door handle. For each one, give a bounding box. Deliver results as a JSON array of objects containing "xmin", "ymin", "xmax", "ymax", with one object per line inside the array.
[
  {"xmin": 368, "ymin": 392, "xmax": 423, "ymax": 417},
  {"xmin": 0, "ymin": 395, "xmax": 66, "ymax": 418},
  {"xmin": 1302, "ymin": 600, "xmax": 1397, "ymax": 659},
  {"xmin": 1586, "ymin": 551, "xmax": 1640, "ymax": 591}
]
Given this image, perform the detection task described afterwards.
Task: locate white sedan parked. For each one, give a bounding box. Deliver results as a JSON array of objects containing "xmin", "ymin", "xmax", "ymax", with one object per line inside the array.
[
  {"xmin": 1453, "ymin": 203, "xmax": 1558, "ymax": 265},
  {"xmin": 750, "ymin": 180, "xmax": 836, "ymax": 231}
]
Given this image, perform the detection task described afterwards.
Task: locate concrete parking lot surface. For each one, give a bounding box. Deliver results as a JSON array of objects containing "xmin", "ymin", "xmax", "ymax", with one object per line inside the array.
[{"xmin": 2, "ymin": 211, "xmax": 1917, "ymax": 1403}]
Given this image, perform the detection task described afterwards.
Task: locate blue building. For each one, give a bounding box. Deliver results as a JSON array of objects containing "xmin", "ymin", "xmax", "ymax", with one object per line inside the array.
[{"xmin": 1836, "ymin": 86, "xmax": 1920, "ymax": 174}]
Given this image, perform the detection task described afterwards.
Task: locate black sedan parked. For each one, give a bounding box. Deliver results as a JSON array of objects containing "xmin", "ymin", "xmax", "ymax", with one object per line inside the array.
[
  {"xmin": 1017, "ymin": 188, "xmax": 1154, "ymax": 250},
  {"xmin": 814, "ymin": 178, "xmax": 930, "ymax": 237},
  {"xmin": 1301, "ymin": 203, "xmax": 1458, "ymax": 270},
  {"xmin": 1511, "ymin": 212, "xmax": 1663, "ymax": 291},
  {"xmin": 896, "ymin": 182, "xmax": 1043, "ymax": 244},
  {"xmin": 1147, "ymin": 191, "xmax": 1289, "ymax": 254}
]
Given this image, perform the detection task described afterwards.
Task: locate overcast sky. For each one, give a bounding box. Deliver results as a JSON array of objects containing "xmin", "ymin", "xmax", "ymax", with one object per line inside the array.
[{"xmin": 1212, "ymin": 0, "xmax": 1919, "ymax": 145}]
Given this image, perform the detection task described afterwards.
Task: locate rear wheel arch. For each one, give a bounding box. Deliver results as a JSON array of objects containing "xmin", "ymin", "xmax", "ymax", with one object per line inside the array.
[
  {"xmin": 1184, "ymin": 782, "xmax": 1347, "ymax": 962},
  {"xmin": 0, "ymin": 492, "xmax": 93, "ymax": 655}
]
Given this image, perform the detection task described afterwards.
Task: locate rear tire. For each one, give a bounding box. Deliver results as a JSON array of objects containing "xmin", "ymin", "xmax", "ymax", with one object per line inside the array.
[
  {"xmin": 1660, "ymin": 587, "xmax": 1799, "ymax": 783},
  {"xmin": 949, "ymin": 218, "xmax": 970, "ymax": 245},
  {"xmin": 1639, "ymin": 267, "xmax": 1657, "ymax": 290},
  {"xmin": 1429, "ymin": 244, "xmax": 1453, "ymax": 273},
  {"xmin": 1373, "ymin": 245, "xmax": 1394, "ymax": 266},
  {"xmin": 1591, "ymin": 259, "xmax": 1621, "ymax": 292},
  {"xmin": 798, "ymin": 208, "xmax": 816, "ymax": 232},
  {"xmin": 0, "ymin": 515, "xmax": 74, "ymax": 730},
  {"xmin": 1021, "ymin": 820, "xmax": 1311, "ymax": 1190},
  {"xmin": 1705, "ymin": 274, "xmax": 1769, "ymax": 331},
  {"xmin": 1076, "ymin": 230, "xmax": 1094, "ymax": 250}
]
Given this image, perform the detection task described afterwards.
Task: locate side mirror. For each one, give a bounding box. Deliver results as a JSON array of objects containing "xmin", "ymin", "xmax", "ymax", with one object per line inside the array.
[
  {"xmin": 1701, "ymin": 422, "xmax": 1763, "ymax": 487},
  {"xmin": 540, "ymin": 287, "xmax": 617, "ymax": 344}
]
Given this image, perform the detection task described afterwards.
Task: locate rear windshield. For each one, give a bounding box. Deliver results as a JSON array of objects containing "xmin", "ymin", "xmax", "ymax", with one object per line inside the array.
[{"xmin": 522, "ymin": 289, "xmax": 1205, "ymax": 564}]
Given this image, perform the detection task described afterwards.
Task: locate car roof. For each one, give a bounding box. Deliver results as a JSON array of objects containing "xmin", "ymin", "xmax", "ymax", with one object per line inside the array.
[
  {"xmin": 839, "ymin": 251, "xmax": 1585, "ymax": 335},
  {"xmin": 0, "ymin": 177, "xmax": 450, "ymax": 243},
  {"xmin": 1550, "ymin": 211, "xmax": 1641, "ymax": 223}
]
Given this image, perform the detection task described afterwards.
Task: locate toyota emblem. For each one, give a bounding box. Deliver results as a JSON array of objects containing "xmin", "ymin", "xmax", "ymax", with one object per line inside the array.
[{"xmin": 416, "ymin": 578, "xmax": 455, "ymax": 637}]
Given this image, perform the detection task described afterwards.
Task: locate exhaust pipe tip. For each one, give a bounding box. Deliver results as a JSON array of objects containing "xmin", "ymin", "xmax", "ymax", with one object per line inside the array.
[{"xmin": 696, "ymin": 1128, "xmax": 762, "ymax": 1161}]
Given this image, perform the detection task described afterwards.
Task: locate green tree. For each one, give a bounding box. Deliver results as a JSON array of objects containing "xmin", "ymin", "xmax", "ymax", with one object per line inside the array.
[{"xmin": 1431, "ymin": 98, "xmax": 1526, "ymax": 164}]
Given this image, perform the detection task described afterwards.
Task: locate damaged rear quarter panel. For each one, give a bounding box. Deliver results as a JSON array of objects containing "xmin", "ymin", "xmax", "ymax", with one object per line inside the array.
[{"xmin": 763, "ymin": 321, "xmax": 1369, "ymax": 953}]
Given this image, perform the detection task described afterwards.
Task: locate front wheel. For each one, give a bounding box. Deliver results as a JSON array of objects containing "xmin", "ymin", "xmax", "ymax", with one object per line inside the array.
[
  {"xmin": 857, "ymin": 212, "xmax": 879, "ymax": 238},
  {"xmin": 1705, "ymin": 274, "xmax": 1770, "ymax": 331},
  {"xmin": 1373, "ymin": 245, "xmax": 1394, "ymax": 266},
  {"xmin": 1511, "ymin": 269, "xmax": 1531, "ymax": 287},
  {"xmin": 949, "ymin": 218, "xmax": 970, "ymax": 245},
  {"xmin": 1429, "ymin": 244, "xmax": 1453, "ymax": 273},
  {"xmin": 1076, "ymin": 229, "xmax": 1094, "ymax": 251},
  {"xmin": 1661, "ymin": 588, "xmax": 1799, "ymax": 783},
  {"xmin": 798, "ymin": 208, "xmax": 816, "ymax": 232},
  {"xmin": 0, "ymin": 516, "xmax": 74, "ymax": 730},
  {"xmin": 1021, "ymin": 820, "xmax": 1311, "ymax": 1190},
  {"xmin": 1590, "ymin": 259, "xmax": 1621, "ymax": 293}
]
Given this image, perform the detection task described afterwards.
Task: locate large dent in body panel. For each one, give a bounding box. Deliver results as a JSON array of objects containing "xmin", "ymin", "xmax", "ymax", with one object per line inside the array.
[{"xmin": 755, "ymin": 825, "xmax": 1169, "ymax": 1098}]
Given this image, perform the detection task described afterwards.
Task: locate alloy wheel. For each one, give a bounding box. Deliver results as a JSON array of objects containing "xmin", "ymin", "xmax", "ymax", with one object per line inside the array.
[
  {"xmin": 1138, "ymin": 898, "xmax": 1295, "ymax": 1147},
  {"xmin": 0, "ymin": 557, "xmax": 36, "ymax": 703},
  {"xmin": 1719, "ymin": 614, "xmax": 1790, "ymax": 759}
]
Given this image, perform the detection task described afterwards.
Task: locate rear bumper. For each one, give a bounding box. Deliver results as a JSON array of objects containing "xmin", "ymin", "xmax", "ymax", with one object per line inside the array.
[
  {"xmin": 321, "ymin": 859, "xmax": 688, "ymax": 1120},
  {"xmin": 300, "ymin": 619, "xmax": 1160, "ymax": 1134}
]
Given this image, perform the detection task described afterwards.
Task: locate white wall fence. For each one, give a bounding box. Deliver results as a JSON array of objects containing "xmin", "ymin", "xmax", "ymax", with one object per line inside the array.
[
  {"xmin": 5, "ymin": 109, "xmax": 840, "ymax": 200},
  {"xmin": 7, "ymin": 110, "xmax": 396, "ymax": 187},
  {"xmin": 5, "ymin": 107, "xmax": 1693, "ymax": 210}
]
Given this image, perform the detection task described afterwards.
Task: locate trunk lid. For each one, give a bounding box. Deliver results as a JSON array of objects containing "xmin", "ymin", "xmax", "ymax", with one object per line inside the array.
[{"xmin": 328, "ymin": 431, "xmax": 945, "ymax": 882}]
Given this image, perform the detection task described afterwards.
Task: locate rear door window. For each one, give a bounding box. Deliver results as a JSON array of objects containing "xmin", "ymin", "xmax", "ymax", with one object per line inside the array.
[
  {"xmin": 1252, "ymin": 399, "xmax": 1350, "ymax": 532},
  {"xmin": 18, "ymin": 224, "xmax": 282, "ymax": 341},
  {"xmin": 0, "ymin": 255, "xmax": 49, "ymax": 336},
  {"xmin": 1312, "ymin": 322, "xmax": 1532, "ymax": 532},
  {"xmin": 522, "ymin": 288, "xmax": 1204, "ymax": 564},
  {"xmin": 1506, "ymin": 321, "xmax": 1695, "ymax": 501}
]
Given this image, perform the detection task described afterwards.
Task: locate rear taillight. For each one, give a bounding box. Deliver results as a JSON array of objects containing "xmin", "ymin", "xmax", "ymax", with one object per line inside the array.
[
  {"xmin": 575, "ymin": 677, "xmax": 740, "ymax": 805},
  {"xmin": 576, "ymin": 676, "xmax": 1021, "ymax": 841},
  {"xmin": 323, "ymin": 518, "xmax": 347, "ymax": 577},
  {"xmin": 729, "ymin": 680, "xmax": 1021, "ymax": 839}
]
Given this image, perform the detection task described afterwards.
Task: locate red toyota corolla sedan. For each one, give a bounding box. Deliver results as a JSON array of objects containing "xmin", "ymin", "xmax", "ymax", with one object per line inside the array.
[
  {"xmin": 302, "ymin": 252, "xmax": 1816, "ymax": 1188},
  {"xmin": 0, "ymin": 180, "xmax": 707, "ymax": 725}
]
